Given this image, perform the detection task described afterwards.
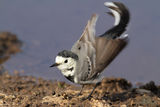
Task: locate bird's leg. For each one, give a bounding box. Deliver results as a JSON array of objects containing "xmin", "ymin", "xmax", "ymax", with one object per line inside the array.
[
  {"xmin": 77, "ymin": 85, "xmax": 84, "ymax": 96},
  {"xmin": 81, "ymin": 82, "xmax": 101, "ymax": 100}
]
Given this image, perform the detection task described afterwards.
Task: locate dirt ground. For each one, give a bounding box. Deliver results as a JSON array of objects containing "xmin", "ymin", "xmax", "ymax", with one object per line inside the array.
[
  {"xmin": 0, "ymin": 32, "xmax": 160, "ymax": 107},
  {"xmin": 0, "ymin": 72, "xmax": 159, "ymax": 107}
]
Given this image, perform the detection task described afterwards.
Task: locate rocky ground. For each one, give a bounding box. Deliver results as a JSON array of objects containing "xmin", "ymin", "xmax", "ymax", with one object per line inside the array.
[
  {"xmin": 0, "ymin": 32, "xmax": 160, "ymax": 107},
  {"xmin": 0, "ymin": 72, "xmax": 160, "ymax": 107}
]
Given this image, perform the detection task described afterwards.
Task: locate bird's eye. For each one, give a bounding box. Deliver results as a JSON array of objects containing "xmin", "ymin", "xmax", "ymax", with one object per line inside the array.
[
  {"xmin": 78, "ymin": 47, "xmax": 81, "ymax": 50},
  {"xmin": 64, "ymin": 59, "xmax": 68, "ymax": 63}
]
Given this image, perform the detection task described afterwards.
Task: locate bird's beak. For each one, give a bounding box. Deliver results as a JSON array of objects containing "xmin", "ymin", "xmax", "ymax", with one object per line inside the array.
[{"xmin": 50, "ymin": 63, "xmax": 60, "ymax": 67}]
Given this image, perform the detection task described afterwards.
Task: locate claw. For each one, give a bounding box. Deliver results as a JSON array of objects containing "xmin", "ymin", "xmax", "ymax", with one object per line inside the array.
[
  {"xmin": 77, "ymin": 93, "xmax": 82, "ymax": 96},
  {"xmin": 81, "ymin": 95, "xmax": 92, "ymax": 101}
]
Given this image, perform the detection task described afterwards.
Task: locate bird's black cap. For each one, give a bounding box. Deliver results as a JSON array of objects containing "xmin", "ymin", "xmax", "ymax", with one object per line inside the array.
[{"xmin": 58, "ymin": 50, "xmax": 78, "ymax": 60}]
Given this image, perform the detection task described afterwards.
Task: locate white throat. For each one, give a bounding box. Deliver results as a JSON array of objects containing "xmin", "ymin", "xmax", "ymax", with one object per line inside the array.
[
  {"xmin": 55, "ymin": 56, "xmax": 77, "ymax": 77},
  {"xmin": 61, "ymin": 63, "xmax": 76, "ymax": 77}
]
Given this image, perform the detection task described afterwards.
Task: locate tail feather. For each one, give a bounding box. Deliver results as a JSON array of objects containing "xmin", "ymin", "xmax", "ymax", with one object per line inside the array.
[{"xmin": 101, "ymin": 2, "xmax": 130, "ymax": 39}]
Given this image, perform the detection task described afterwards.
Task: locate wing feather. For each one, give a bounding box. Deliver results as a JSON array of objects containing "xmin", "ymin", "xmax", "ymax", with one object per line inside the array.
[
  {"xmin": 71, "ymin": 12, "xmax": 128, "ymax": 81},
  {"xmin": 71, "ymin": 2, "xmax": 130, "ymax": 83},
  {"xmin": 95, "ymin": 37, "xmax": 128, "ymax": 73},
  {"xmin": 71, "ymin": 14, "xmax": 98, "ymax": 69},
  {"xmin": 87, "ymin": 37, "xmax": 128, "ymax": 80},
  {"xmin": 79, "ymin": 14, "xmax": 98, "ymax": 45},
  {"xmin": 71, "ymin": 14, "xmax": 98, "ymax": 82}
]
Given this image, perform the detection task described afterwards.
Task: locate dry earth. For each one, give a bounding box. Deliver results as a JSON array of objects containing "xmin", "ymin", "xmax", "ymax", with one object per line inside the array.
[{"xmin": 0, "ymin": 72, "xmax": 159, "ymax": 107}]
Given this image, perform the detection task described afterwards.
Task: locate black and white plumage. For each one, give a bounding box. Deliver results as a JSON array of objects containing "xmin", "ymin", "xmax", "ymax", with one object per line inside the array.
[{"xmin": 50, "ymin": 2, "xmax": 130, "ymax": 99}]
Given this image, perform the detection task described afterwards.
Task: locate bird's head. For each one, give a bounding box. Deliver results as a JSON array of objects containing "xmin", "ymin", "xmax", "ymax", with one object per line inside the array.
[{"xmin": 50, "ymin": 50, "xmax": 78, "ymax": 71}]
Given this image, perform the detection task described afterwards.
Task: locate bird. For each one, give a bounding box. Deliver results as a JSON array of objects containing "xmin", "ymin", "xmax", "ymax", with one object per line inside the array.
[{"xmin": 50, "ymin": 1, "xmax": 130, "ymax": 100}]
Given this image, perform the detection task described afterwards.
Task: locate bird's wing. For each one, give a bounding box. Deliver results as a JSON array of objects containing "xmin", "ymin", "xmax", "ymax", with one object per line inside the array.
[
  {"xmin": 96, "ymin": 37, "xmax": 127, "ymax": 71},
  {"xmin": 88, "ymin": 1, "xmax": 130, "ymax": 80},
  {"xmin": 86, "ymin": 37, "xmax": 128, "ymax": 81},
  {"xmin": 71, "ymin": 2, "xmax": 130, "ymax": 82},
  {"xmin": 71, "ymin": 14, "xmax": 98, "ymax": 79}
]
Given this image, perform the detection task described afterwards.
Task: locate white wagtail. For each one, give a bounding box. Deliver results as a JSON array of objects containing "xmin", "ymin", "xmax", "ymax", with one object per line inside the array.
[{"xmin": 50, "ymin": 2, "xmax": 130, "ymax": 99}]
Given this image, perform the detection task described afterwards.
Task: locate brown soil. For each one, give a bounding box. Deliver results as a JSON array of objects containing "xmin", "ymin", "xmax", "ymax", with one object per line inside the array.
[{"xmin": 0, "ymin": 72, "xmax": 159, "ymax": 107}]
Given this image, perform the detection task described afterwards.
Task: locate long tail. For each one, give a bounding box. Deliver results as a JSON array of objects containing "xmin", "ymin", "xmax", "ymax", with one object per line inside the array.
[{"xmin": 100, "ymin": 2, "xmax": 130, "ymax": 39}]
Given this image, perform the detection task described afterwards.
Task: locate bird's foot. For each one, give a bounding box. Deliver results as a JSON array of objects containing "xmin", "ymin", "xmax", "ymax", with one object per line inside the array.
[
  {"xmin": 76, "ymin": 92, "xmax": 82, "ymax": 96},
  {"xmin": 80, "ymin": 95, "xmax": 92, "ymax": 101}
]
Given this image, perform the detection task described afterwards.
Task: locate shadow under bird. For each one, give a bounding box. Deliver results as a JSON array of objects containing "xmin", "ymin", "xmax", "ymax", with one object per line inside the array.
[{"xmin": 50, "ymin": 1, "xmax": 130, "ymax": 100}]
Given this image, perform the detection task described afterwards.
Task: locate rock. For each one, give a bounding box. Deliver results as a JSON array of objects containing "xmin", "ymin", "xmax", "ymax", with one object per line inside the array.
[{"xmin": 0, "ymin": 32, "xmax": 22, "ymax": 65}]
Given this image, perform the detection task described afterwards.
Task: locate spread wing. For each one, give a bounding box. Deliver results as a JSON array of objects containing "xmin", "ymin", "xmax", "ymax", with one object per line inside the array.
[
  {"xmin": 88, "ymin": 1, "xmax": 130, "ymax": 79},
  {"xmin": 71, "ymin": 2, "xmax": 130, "ymax": 82},
  {"xmin": 71, "ymin": 14, "xmax": 98, "ymax": 73},
  {"xmin": 86, "ymin": 36, "xmax": 128, "ymax": 81},
  {"xmin": 94, "ymin": 37, "xmax": 127, "ymax": 73}
]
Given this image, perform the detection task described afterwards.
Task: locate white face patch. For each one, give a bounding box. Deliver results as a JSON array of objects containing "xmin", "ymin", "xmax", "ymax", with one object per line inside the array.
[{"xmin": 55, "ymin": 56, "xmax": 76, "ymax": 77}]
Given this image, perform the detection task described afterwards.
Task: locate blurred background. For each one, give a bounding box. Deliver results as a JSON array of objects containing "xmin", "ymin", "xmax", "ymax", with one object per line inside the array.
[{"xmin": 0, "ymin": 0, "xmax": 159, "ymax": 84}]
